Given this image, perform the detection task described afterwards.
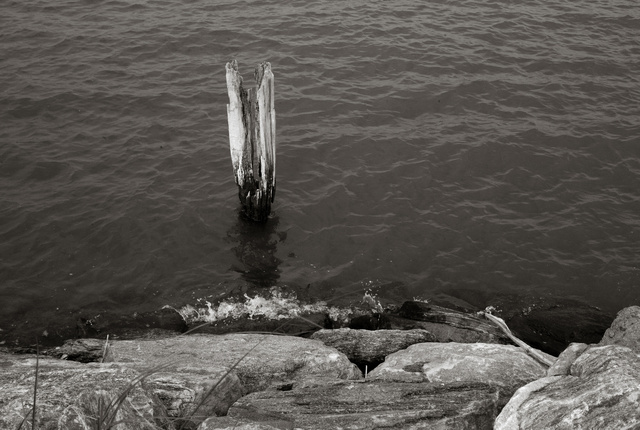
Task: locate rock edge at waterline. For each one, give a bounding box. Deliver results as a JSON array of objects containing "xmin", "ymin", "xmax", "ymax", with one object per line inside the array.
[{"xmin": 1, "ymin": 305, "xmax": 638, "ymax": 429}]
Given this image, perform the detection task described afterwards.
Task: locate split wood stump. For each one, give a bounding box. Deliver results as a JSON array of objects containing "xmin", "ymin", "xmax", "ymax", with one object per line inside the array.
[{"xmin": 225, "ymin": 60, "xmax": 276, "ymax": 222}]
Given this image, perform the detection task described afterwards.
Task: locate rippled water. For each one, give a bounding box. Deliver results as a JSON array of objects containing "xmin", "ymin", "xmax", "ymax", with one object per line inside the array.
[{"xmin": 2, "ymin": 0, "xmax": 639, "ymax": 345}]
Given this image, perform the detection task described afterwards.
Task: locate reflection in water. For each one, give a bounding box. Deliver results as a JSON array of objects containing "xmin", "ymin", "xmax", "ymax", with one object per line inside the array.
[{"xmin": 228, "ymin": 212, "xmax": 284, "ymax": 289}]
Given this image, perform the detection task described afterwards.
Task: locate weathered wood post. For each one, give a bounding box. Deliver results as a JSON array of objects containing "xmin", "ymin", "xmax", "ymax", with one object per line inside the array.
[{"xmin": 225, "ymin": 60, "xmax": 276, "ymax": 222}]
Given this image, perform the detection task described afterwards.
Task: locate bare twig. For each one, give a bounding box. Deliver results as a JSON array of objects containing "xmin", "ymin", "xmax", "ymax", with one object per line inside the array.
[
  {"xmin": 16, "ymin": 342, "xmax": 39, "ymax": 430},
  {"xmin": 95, "ymin": 361, "xmax": 174, "ymax": 429},
  {"xmin": 100, "ymin": 335, "xmax": 110, "ymax": 363},
  {"xmin": 479, "ymin": 308, "xmax": 554, "ymax": 367},
  {"xmin": 32, "ymin": 342, "xmax": 38, "ymax": 429}
]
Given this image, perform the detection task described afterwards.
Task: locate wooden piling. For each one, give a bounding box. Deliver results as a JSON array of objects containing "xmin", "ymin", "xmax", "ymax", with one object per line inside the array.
[{"xmin": 226, "ymin": 60, "xmax": 276, "ymax": 222}]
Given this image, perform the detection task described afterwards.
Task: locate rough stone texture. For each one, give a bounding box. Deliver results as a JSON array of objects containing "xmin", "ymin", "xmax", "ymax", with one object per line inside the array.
[
  {"xmin": 368, "ymin": 342, "xmax": 548, "ymax": 405},
  {"xmin": 0, "ymin": 351, "xmax": 245, "ymax": 430},
  {"xmin": 4, "ymin": 305, "xmax": 638, "ymax": 430},
  {"xmin": 50, "ymin": 337, "xmax": 107, "ymax": 362},
  {"xmin": 310, "ymin": 328, "xmax": 435, "ymax": 365},
  {"xmin": 0, "ymin": 353, "xmax": 159, "ymax": 430},
  {"xmin": 495, "ymin": 344, "xmax": 640, "ymax": 429},
  {"xmin": 106, "ymin": 333, "xmax": 362, "ymax": 392},
  {"xmin": 207, "ymin": 380, "xmax": 500, "ymax": 430},
  {"xmin": 50, "ymin": 335, "xmax": 248, "ymax": 425},
  {"xmin": 546, "ymin": 342, "xmax": 589, "ymax": 377},
  {"xmin": 144, "ymin": 370, "xmax": 245, "ymax": 427},
  {"xmin": 599, "ymin": 305, "xmax": 640, "ymax": 353},
  {"xmin": 199, "ymin": 417, "xmax": 282, "ymax": 430}
]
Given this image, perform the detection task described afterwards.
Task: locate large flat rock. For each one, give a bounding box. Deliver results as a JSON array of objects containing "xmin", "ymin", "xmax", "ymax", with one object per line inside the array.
[
  {"xmin": 368, "ymin": 342, "xmax": 549, "ymax": 405},
  {"xmin": 0, "ymin": 350, "xmax": 245, "ymax": 429},
  {"xmin": 106, "ymin": 333, "xmax": 362, "ymax": 392},
  {"xmin": 200, "ymin": 380, "xmax": 501, "ymax": 430},
  {"xmin": 0, "ymin": 353, "xmax": 160, "ymax": 430},
  {"xmin": 495, "ymin": 344, "xmax": 640, "ymax": 429}
]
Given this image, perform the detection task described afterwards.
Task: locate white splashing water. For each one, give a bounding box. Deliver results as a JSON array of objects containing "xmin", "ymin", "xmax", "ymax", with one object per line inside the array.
[{"xmin": 174, "ymin": 288, "xmax": 359, "ymax": 325}]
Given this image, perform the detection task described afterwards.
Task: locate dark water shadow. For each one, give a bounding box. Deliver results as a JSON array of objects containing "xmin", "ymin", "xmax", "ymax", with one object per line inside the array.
[{"xmin": 227, "ymin": 211, "xmax": 284, "ymax": 289}]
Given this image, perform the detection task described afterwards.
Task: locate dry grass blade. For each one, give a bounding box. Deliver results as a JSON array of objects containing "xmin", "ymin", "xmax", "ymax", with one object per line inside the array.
[
  {"xmin": 93, "ymin": 361, "xmax": 174, "ymax": 430},
  {"xmin": 15, "ymin": 408, "xmax": 33, "ymax": 430},
  {"xmin": 100, "ymin": 335, "xmax": 110, "ymax": 364},
  {"xmin": 32, "ymin": 345, "xmax": 38, "ymax": 429},
  {"xmin": 16, "ymin": 343, "xmax": 39, "ymax": 430},
  {"xmin": 180, "ymin": 321, "xmax": 212, "ymax": 337},
  {"xmin": 291, "ymin": 315, "xmax": 325, "ymax": 331},
  {"xmin": 174, "ymin": 337, "xmax": 264, "ymax": 430}
]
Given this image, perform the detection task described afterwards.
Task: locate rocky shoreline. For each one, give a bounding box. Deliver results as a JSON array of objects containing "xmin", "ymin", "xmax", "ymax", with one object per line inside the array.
[{"xmin": 1, "ymin": 303, "xmax": 638, "ymax": 429}]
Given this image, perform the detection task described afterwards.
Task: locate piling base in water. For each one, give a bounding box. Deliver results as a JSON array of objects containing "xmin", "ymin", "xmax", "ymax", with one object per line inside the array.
[{"xmin": 225, "ymin": 60, "xmax": 276, "ymax": 222}]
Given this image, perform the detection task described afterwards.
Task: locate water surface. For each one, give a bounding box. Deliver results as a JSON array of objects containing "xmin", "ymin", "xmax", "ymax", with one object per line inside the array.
[{"xmin": 1, "ymin": 0, "xmax": 639, "ymax": 345}]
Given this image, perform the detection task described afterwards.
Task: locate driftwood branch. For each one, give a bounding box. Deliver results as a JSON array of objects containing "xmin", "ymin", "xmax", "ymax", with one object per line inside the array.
[
  {"xmin": 479, "ymin": 309, "xmax": 555, "ymax": 367},
  {"xmin": 226, "ymin": 60, "xmax": 276, "ymax": 222}
]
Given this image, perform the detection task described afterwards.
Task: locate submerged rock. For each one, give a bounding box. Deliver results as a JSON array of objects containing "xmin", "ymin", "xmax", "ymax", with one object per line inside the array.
[
  {"xmin": 504, "ymin": 300, "xmax": 613, "ymax": 356},
  {"xmin": 310, "ymin": 328, "xmax": 435, "ymax": 367},
  {"xmin": 76, "ymin": 307, "xmax": 188, "ymax": 340},
  {"xmin": 51, "ymin": 337, "xmax": 107, "ymax": 362},
  {"xmin": 388, "ymin": 301, "xmax": 511, "ymax": 345},
  {"xmin": 495, "ymin": 344, "xmax": 640, "ymax": 429},
  {"xmin": 185, "ymin": 313, "xmax": 330, "ymax": 338},
  {"xmin": 368, "ymin": 342, "xmax": 549, "ymax": 406}
]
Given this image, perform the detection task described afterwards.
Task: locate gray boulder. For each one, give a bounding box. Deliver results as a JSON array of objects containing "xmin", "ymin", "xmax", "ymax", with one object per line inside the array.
[
  {"xmin": 368, "ymin": 342, "xmax": 549, "ymax": 405},
  {"xmin": 599, "ymin": 305, "xmax": 640, "ymax": 353},
  {"xmin": 495, "ymin": 344, "xmax": 640, "ymax": 429},
  {"xmin": 0, "ymin": 350, "xmax": 245, "ymax": 429},
  {"xmin": 546, "ymin": 342, "xmax": 589, "ymax": 377},
  {"xmin": 201, "ymin": 380, "xmax": 501, "ymax": 430},
  {"xmin": 0, "ymin": 353, "xmax": 159, "ymax": 430},
  {"xmin": 106, "ymin": 333, "xmax": 362, "ymax": 392},
  {"xmin": 310, "ymin": 328, "xmax": 435, "ymax": 365}
]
